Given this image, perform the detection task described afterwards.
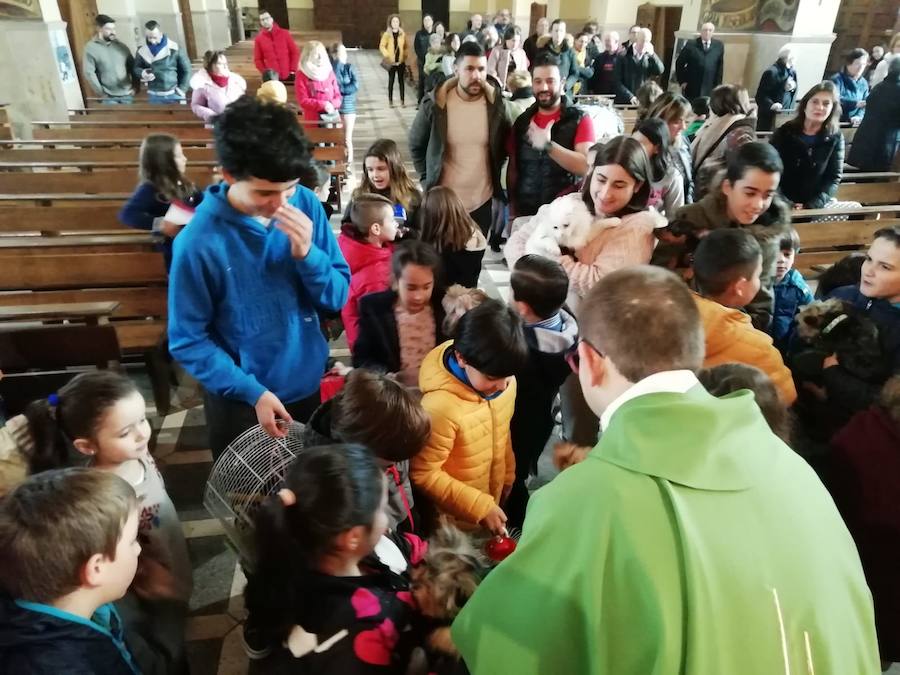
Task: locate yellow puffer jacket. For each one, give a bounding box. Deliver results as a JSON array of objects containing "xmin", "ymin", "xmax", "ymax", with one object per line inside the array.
[{"xmin": 410, "ymin": 341, "xmax": 516, "ymax": 526}]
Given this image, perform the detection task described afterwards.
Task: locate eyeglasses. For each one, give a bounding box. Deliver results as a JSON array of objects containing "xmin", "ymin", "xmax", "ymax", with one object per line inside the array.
[{"xmin": 565, "ymin": 338, "xmax": 603, "ymax": 374}]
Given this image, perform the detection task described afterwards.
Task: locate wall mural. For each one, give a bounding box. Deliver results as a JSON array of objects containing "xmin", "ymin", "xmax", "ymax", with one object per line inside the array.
[
  {"xmin": 0, "ymin": 0, "xmax": 42, "ymax": 19},
  {"xmin": 699, "ymin": 0, "xmax": 800, "ymax": 33}
]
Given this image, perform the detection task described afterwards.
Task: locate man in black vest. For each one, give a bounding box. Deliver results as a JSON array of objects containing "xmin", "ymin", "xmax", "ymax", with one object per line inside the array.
[
  {"xmin": 675, "ymin": 22, "xmax": 724, "ymax": 99},
  {"xmin": 507, "ymin": 53, "xmax": 595, "ymax": 218}
]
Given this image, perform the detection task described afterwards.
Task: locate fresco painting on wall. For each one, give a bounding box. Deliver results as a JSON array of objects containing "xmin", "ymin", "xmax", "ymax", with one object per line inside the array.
[
  {"xmin": 700, "ymin": 0, "xmax": 799, "ymax": 33},
  {"xmin": 0, "ymin": 0, "xmax": 42, "ymax": 19}
]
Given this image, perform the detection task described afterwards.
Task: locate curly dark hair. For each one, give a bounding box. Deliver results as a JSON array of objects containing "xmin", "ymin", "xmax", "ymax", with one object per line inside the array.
[{"xmin": 213, "ymin": 95, "xmax": 315, "ymax": 183}]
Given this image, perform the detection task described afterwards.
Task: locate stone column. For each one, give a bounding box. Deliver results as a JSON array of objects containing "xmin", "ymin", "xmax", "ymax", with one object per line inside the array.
[
  {"xmin": 206, "ymin": 0, "xmax": 233, "ymax": 47},
  {"xmin": 191, "ymin": 0, "xmax": 216, "ymax": 54},
  {"xmin": 0, "ymin": 0, "xmax": 81, "ymax": 135},
  {"xmin": 671, "ymin": 0, "xmax": 839, "ymax": 97}
]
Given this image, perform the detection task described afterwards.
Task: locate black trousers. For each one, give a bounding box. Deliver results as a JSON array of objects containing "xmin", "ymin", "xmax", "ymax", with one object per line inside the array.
[
  {"xmin": 388, "ymin": 64, "xmax": 405, "ymax": 103},
  {"xmin": 469, "ymin": 197, "xmax": 493, "ymax": 237},
  {"xmin": 417, "ymin": 62, "xmax": 426, "ymax": 103},
  {"xmin": 204, "ymin": 389, "xmax": 320, "ymax": 461}
]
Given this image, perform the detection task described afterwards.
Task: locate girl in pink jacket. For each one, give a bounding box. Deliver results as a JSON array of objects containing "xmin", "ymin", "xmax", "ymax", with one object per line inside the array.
[
  {"xmin": 294, "ymin": 40, "xmax": 342, "ymax": 122},
  {"xmin": 190, "ymin": 51, "xmax": 246, "ymax": 123},
  {"xmin": 338, "ymin": 194, "xmax": 399, "ymax": 349}
]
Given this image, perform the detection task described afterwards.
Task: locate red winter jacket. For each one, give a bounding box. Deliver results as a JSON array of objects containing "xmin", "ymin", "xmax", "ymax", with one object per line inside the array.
[
  {"xmin": 294, "ymin": 69, "xmax": 342, "ymax": 121},
  {"xmin": 253, "ymin": 23, "xmax": 299, "ymax": 80},
  {"xmin": 338, "ymin": 231, "xmax": 393, "ymax": 350}
]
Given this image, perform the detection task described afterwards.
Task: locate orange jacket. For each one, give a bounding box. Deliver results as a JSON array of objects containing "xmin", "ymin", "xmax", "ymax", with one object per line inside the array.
[
  {"xmin": 694, "ymin": 293, "xmax": 797, "ymax": 405},
  {"xmin": 410, "ymin": 341, "xmax": 516, "ymax": 526}
]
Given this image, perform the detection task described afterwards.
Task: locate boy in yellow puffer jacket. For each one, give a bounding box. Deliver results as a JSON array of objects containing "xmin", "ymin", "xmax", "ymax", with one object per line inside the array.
[{"xmin": 411, "ymin": 299, "xmax": 529, "ymax": 535}]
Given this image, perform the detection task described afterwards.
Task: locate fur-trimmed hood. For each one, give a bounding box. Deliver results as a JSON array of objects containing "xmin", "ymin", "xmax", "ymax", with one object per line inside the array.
[
  {"xmin": 674, "ymin": 173, "xmax": 792, "ymax": 243},
  {"xmin": 432, "ymin": 75, "xmax": 499, "ymax": 109}
]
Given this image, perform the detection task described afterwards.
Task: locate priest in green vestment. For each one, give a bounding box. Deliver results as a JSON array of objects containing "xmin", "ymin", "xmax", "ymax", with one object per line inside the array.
[{"xmin": 452, "ymin": 265, "xmax": 880, "ymax": 675}]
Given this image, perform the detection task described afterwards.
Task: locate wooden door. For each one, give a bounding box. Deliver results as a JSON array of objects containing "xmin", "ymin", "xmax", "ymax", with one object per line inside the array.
[
  {"xmin": 635, "ymin": 4, "xmax": 682, "ymax": 84},
  {"xmin": 313, "ymin": 0, "xmax": 399, "ymax": 48},
  {"xmin": 176, "ymin": 0, "xmax": 198, "ymax": 60},
  {"xmin": 827, "ymin": 0, "xmax": 897, "ymax": 75},
  {"xmin": 57, "ymin": 0, "xmax": 99, "ymax": 104},
  {"xmin": 421, "ymin": 0, "xmax": 449, "ymax": 29},
  {"xmin": 529, "ymin": 2, "xmax": 547, "ymax": 36},
  {"xmin": 264, "ymin": 0, "xmax": 290, "ymax": 29}
]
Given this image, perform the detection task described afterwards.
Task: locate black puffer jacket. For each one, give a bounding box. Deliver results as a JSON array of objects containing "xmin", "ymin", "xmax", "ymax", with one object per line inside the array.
[
  {"xmin": 847, "ymin": 74, "xmax": 900, "ymax": 171},
  {"xmin": 770, "ymin": 122, "xmax": 844, "ymax": 209}
]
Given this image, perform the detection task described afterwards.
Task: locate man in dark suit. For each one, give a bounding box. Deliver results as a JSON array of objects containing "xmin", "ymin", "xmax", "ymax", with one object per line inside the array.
[{"xmin": 675, "ymin": 22, "xmax": 724, "ymax": 99}]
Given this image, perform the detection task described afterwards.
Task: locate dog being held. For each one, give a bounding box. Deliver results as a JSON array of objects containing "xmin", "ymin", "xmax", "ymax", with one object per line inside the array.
[
  {"xmin": 524, "ymin": 195, "xmax": 620, "ymax": 259},
  {"xmin": 794, "ymin": 298, "xmax": 886, "ymax": 383},
  {"xmin": 406, "ymin": 525, "xmax": 489, "ymax": 675}
]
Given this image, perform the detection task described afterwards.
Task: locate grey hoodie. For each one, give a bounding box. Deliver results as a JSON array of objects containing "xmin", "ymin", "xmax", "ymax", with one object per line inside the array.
[{"xmin": 83, "ymin": 36, "xmax": 135, "ymax": 97}]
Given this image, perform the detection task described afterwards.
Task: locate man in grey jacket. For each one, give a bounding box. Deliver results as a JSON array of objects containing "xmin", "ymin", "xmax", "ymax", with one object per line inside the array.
[
  {"xmin": 83, "ymin": 14, "xmax": 135, "ymax": 104},
  {"xmin": 133, "ymin": 20, "xmax": 191, "ymax": 103}
]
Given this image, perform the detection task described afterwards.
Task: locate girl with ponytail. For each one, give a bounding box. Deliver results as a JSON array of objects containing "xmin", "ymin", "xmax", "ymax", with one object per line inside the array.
[
  {"xmin": 243, "ymin": 444, "xmax": 420, "ymax": 671},
  {"xmin": 0, "ymin": 371, "xmax": 138, "ymax": 493},
  {"xmin": 0, "ymin": 370, "xmax": 192, "ymax": 673}
]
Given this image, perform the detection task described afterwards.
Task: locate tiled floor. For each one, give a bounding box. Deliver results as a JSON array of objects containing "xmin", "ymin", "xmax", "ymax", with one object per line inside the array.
[{"xmin": 148, "ymin": 48, "xmax": 533, "ymax": 675}]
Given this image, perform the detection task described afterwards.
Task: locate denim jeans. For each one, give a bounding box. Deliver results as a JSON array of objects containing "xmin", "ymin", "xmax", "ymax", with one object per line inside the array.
[
  {"xmin": 100, "ymin": 95, "xmax": 134, "ymax": 105},
  {"xmin": 148, "ymin": 92, "xmax": 186, "ymax": 104}
]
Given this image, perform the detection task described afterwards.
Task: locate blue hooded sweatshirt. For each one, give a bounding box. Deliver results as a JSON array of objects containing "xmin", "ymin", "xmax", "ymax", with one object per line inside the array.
[{"xmin": 168, "ymin": 182, "xmax": 350, "ymax": 406}]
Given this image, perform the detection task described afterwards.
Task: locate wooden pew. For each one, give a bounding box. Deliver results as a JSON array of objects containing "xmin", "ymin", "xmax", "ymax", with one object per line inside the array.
[
  {"xmin": 0, "ymin": 146, "xmax": 217, "ymax": 163},
  {"xmin": 0, "ymin": 204, "xmax": 126, "ymax": 234},
  {"xmin": 793, "ymin": 217, "xmax": 900, "ymax": 277},
  {"xmin": 0, "ymin": 166, "xmax": 214, "ymax": 195},
  {"xmin": 0, "ymin": 324, "xmax": 123, "ymax": 416},
  {"xmin": 0, "ymin": 248, "xmax": 172, "ymax": 412}
]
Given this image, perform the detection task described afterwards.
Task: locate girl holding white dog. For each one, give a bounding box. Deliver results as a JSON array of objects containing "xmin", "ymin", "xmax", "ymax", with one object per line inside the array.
[
  {"xmin": 505, "ymin": 136, "xmax": 664, "ymax": 310},
  {"xmin": 505, "ymin": 136, "xmax": 664, "ymax": 447}
]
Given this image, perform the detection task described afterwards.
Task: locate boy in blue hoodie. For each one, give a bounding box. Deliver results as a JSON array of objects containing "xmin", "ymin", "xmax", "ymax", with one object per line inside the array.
[
  {"xmin": 0, "ymin": 469, "xmax": 142, "ymax": 674},
  {"xmin": 168, "ymin": 96, "xmax": 350, "ymax": 458},
  {"xmin": 772, "ymin": 228, "xmax": 813, "ymax": 352}
]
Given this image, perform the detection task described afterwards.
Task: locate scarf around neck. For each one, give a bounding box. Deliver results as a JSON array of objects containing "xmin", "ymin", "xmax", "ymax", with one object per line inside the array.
[
  {"xmin": 300, "ymin": 56, "xmax": 332, "ymax": 82},
  {"xmin": 147, "ymin": 34, "xmax": 168, "ymax": 57},
  {"xmin": 690, "ymin": 112, "xmax": 747, "ymax": 169}
]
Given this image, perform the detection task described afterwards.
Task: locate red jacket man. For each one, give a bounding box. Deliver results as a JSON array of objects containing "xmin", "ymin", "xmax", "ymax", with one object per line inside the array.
[{"xmin": 253, "ymin": 11, "xmax": 299, "ymax": 81}]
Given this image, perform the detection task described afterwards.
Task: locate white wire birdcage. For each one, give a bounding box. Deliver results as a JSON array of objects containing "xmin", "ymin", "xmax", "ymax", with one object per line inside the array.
[{"xmin": 203, "ymin": 422, "xmax": 308, "ymax": 565}]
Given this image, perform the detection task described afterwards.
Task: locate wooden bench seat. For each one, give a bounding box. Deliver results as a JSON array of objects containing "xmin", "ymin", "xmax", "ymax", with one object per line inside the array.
[
  {"xmin": 0, "ymin": 166, "xmax": 214, "ymax": 194},
  {"xmin": 835, "ymin": 181, "xmax": 900, "ymax": 205},
  {"xmin": 0, "ymin": 301, "xmax": 120, "ymax": 325},
  {"xmin": 0, "ymin": 147, "xmax": 216, "ymax": 162},
  {"xmin": 0, "ymin": 250, "xmax": 171, "ymax": 411},
  {"xmin": 792, "ymin": 216, "xmax": 900, "ymax": 276},
  {"xmin": 0, "ymin": 204, "xmax": 126, "ymax": 233}
]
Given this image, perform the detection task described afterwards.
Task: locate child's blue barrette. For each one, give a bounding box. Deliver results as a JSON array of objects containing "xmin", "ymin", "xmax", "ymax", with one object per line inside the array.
[{"xmin": 47, "ymin": 393, "xmax": 60, "ymax": 407}]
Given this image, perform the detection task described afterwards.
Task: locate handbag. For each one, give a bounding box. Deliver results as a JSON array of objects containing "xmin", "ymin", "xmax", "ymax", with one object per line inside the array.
[{"xmin": 381, "ymin": 58, "xmax": 394, "ymax": 71}]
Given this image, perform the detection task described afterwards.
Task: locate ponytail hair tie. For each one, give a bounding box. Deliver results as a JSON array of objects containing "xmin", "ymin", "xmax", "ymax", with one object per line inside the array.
[
  {"xmin": 47, "ymin": 393, "xmax": 60, "ymax": 407},
  {"xmin": 278, "ymin": 488, "xmax": 297, "ymax": 507}
]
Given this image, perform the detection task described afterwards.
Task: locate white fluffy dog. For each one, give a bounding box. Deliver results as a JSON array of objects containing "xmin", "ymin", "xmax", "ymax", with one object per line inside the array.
[{"xmin": 524, "ymin": 196, "xmax": 619, "ymax": 258}]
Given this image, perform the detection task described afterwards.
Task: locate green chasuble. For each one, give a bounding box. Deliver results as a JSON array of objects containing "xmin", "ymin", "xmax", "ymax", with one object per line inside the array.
[{"xmin": 452, "ymin": 385, "xmax": 879, "ymax": 674}]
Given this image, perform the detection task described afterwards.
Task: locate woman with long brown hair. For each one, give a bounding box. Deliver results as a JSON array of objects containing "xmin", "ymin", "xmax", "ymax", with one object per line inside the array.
[
  {"xmin": 420, "ymin": 186, "xmax": 487, "ymax": 288},
  {"xmin": 770, "ymin": 81, "xmax": 855, "ymax": 211},
  {"xmin": 118, "ymin": 133, "xmax": 203, "ymax": 270}
]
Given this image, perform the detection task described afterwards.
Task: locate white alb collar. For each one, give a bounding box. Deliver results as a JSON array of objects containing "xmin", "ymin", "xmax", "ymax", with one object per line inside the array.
[{"xmin": 599, "ymin": 370, "xmax": 699, "ymax": 431}]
